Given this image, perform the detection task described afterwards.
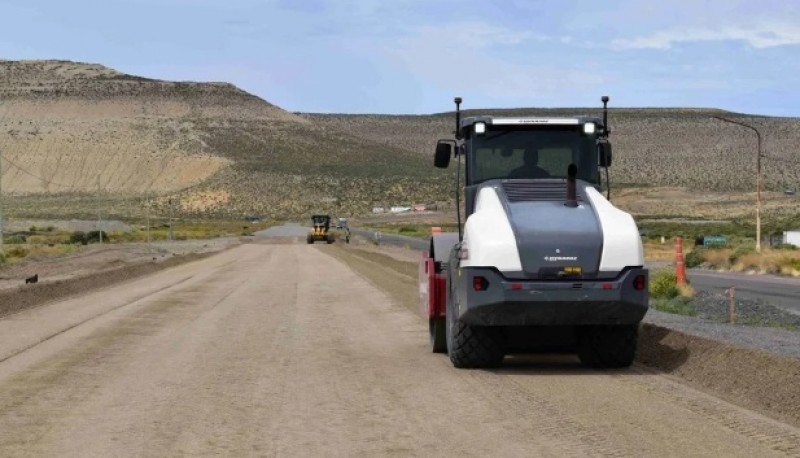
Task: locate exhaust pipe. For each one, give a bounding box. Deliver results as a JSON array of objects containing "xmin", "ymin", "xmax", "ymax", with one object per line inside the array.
[{"xmin": 565, "ymin": 163, "xmax": 578, "ymax": 208}]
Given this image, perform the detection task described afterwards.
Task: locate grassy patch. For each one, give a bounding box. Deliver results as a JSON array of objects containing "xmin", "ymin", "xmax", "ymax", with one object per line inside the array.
[
  {"xmin": 0, "ymin": 219, "xmax": 272, "ymax": 264},
  {"xmin": 736, "ymin": 317, "xmax": 797, "ymax": 332},
  {"xmin": 649, "ymin": 268, "xmax": 680, "ymax": 299},
  {"xmin": 648, "ymin": 267, "xmax": 697, "ymax": 316},
  {"xmin": 651, "ymin": 297, "xmax": 697, "ymax": 316}
]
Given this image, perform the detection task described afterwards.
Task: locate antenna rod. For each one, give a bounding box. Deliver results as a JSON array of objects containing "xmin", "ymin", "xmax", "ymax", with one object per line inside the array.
[
  {"xmin": 601, "ymin": 95, "xmax": 610, "ymax": 136},
  {"xmin": 454, "ymin": 97, "xmax": 462, "ymax": 139}
]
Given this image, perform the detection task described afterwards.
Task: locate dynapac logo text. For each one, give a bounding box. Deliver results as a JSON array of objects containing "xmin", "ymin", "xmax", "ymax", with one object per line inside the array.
[{"xmin": 544, "ymin": 256, "xmax": 578, "ymax": 262}]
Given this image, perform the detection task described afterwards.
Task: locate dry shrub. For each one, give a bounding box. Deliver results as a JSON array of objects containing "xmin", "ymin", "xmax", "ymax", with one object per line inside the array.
[
  {"xmin": 677, "ymin": 282, "xmax": 696, "ymax": 298},
  {"xmin": 643, "ymin": 241, "xmax": 675, "ymax": 261},
  {"xmin": 5, "ymin": 245, "xmax": 29, "ymax": 259},
  {"xmin": 705, "ymin": 248, "xmax": 800, "ymax": 276},
  {"xmin": 733, "ymin": 252, "xmax": 765, "ymax": 272},
  {"xmin": 703, "ymin": 249, "xmax": 732, "ymax": 268}
]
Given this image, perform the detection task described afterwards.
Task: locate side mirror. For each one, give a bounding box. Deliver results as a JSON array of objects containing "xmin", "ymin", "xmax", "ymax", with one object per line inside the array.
[
  {"xmin": 598, "ymin": 141, "xmax": 613, "ymax": 168},
  {"xmin": 434, "ymin": 141, "xmax": 452, "ymax": 168}
]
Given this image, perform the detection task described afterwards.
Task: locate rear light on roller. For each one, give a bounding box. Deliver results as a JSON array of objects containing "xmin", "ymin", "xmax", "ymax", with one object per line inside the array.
[
  {"xmin": 633, "ymin": 274, "xmax": 646, "ymax": 291},
  {"xmin": 473, "ymin": 276, "xmax": 489, "ymax": 291}
]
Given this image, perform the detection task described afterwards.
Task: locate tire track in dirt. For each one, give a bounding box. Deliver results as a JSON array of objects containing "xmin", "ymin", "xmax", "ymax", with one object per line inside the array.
[
  {"xmin": 616, "ymin": 370, "xmax": 800, "ymax": 456},
  {"xmin": 460, "ymin": 368, "xmax": 627, "ymax": 457}
]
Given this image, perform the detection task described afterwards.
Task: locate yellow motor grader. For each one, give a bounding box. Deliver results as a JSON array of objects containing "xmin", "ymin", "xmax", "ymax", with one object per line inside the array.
[{"xmin": 307, "ymin": 214, "xmax": 334, "ymax": 244}]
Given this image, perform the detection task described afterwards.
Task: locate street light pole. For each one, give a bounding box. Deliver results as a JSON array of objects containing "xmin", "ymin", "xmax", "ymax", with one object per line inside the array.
[
  {"xmin": 713, "ymin": 116, "xmax": 763, "ymax": 253},
  {"xmin": 0, "ymin": 151, "xmax": 4, "ymax": 255}
]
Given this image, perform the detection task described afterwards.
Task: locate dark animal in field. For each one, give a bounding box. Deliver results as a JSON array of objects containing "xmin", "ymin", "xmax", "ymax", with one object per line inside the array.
[{"xmin": 25, "ymin": 274, "xmax": 38, "ymax": 284}]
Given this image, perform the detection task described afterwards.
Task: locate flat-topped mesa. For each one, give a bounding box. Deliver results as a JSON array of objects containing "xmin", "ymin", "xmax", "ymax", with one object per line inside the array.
[{"xmin": 0, "ymin": 59, "xmax": 306, "ymax": 122}]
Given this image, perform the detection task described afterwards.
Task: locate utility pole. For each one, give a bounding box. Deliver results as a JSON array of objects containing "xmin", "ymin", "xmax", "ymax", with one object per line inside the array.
[
  {"xmin": 146, "ymin": 195, "xmax": 151, "ymax": 244},
  {"xmin": 96, "ymin": 175, "xmax": 103, "ymax": 244},
  {"xmin": 168, "ymin": 198, "xmax": 174, "ymax": 242},
  {"xmin": 0, "ymin": 152, "xmax": 4, "ymax": 255},
  {"xmin": 713, "ymin": 116, "xmax": 763, "ymax": 253}
]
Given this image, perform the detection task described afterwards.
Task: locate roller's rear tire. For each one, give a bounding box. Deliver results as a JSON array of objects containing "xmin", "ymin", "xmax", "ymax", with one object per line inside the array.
[
  {"xmin": 446, "ymin": 296, "xmax": 504, "ymax": 368},
  {"xmin": 578, "ymin": 325, "xmax": 638, "ymax": 368}
]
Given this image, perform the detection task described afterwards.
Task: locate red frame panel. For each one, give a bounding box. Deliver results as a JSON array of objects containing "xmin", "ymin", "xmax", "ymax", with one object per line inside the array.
[{"xmin": 419, "ymin": 252, "xmax": 447, "ymax": 319}]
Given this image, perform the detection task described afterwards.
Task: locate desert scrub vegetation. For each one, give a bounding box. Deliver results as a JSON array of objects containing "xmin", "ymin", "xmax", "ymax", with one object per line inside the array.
[
  {"xmin": 0, "ymin": 243, "xmax": 78, "ymax": 266},
  {"xmin": 685, "ymin": 244, "xmax": 800, "ymax": 275},
  {"xmin": 649, "ymin": 267, "xmax": 697, "ymax": 316},
  {"xmin": 0, "ymin": 219, "xmax": 272, "ymax": 265},
  {"xmin": 306, "ymin": 109, "xmax": 800, "ymax": 193},
  {"xmin": 111, "ymin": 218, "xmax": 273, "ymax": 242}
]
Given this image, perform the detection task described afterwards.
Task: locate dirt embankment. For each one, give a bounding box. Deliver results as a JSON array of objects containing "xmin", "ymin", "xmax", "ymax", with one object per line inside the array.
[
  {"xmin": 326, "ymin": 242, "xmax": 800, "ymax": 428},
  {"xmin": 0, "ymin": 239, "xmax": 241, "ymax": 318}
]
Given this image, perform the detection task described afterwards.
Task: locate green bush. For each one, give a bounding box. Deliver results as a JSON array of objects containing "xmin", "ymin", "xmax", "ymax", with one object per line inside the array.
[
  {"xmin": 650, "ymin": 268, "xmax": 680, "ymax": 299},
  {"xmin": 70, "ymin": 231, "xmax": 87, "ymax": 245},
  {"xmin": 0, "ymin": 251, "xmax": 6, "ymax": 265},
  {"xmin": 780, "ymin": 256, "xmax": 800, "ymax": 271},
  {"xmin": 729, "ymin": 243, "xmax": 755, "ymax": 263},
  {"xmin": 85, "ymin": 230, "xmax": 109, "ymax": 244},
  {"xmin": 684, "ymin": 247, "xmax": 706, "ymax": 268},
  {"xmin": 651, "ymin": 296, "xmax": 696, "ymax": 316},
  {"xmin": 6, "ymin": 235, "xmax": 27, "ymax": 244}
]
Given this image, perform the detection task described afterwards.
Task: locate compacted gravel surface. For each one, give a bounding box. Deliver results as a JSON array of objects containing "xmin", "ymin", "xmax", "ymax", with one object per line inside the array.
[{"xmin": 644, "ymin": 305, "xmax": 800, "ymax": 360}]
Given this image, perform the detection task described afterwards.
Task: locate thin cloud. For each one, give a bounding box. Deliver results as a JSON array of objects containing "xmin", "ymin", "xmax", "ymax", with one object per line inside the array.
[
  {"xmin": 612, "ymin": 22, "xmax": 800, "ymax": 50},
  {"xmin": 389, "ymin": 22, "xmax": 604, "ymax": 103}
]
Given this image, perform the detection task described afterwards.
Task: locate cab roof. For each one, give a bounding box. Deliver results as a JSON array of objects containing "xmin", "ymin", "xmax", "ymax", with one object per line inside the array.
[{"xmin": 459, "ymin": 115, "xmax": 604, "ymax": 131}]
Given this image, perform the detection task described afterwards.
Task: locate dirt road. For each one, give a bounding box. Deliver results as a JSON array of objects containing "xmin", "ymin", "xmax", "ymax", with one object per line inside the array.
[{"xmin": 0, "ymin": 243, "xmax": 798, "ymax": 457}]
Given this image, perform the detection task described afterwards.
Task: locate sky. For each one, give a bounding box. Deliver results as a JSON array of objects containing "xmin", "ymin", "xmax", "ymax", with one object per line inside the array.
[{"xmin": 1, "ymin": 0, "xmax": 799, "ymax": 116}]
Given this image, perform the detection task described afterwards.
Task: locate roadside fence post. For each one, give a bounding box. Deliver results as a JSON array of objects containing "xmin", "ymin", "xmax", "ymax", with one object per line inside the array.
[{"xmin": 727, "ymin": 286, "xmax": 737, "ymax": 324}]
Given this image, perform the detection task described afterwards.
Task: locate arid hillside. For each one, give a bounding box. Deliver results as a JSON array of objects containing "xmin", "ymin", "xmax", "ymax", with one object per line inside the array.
[
  {"xmin": 3, "ymin": 59, "xmax": 800, "ymax": 222},
  {"xmin": 304, "ymin": 108, "xmax": 800, "ymax": 193},
  {"xmin": 0, "ymin": 60, "xmax": 448, "ymax": 219}
]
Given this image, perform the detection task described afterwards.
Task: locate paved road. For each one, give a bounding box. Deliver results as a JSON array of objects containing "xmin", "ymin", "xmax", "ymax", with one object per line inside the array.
[
  {"xmin": 689, "ymin": 270, "xmax": 800, "ymax": 315},
  {"xmin": 0, "ymin": 242, "xmax": 798, "ymax": 456}
]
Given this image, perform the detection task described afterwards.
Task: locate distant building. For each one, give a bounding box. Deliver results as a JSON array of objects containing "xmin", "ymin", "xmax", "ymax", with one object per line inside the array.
[
  {"xmin": 372, "ymin": 207, "xmax": 385, "ymax": 214},
  {"xmin": 783, "ymin": 230, "xmax": 800, "ymax": 247},
  {"xmin": 412, "ymin": 205, "xmax": 427, "ymax": 212},
  {"xmin": 390, "ymin": 206, "xmax": 411, "ymax": 213}
]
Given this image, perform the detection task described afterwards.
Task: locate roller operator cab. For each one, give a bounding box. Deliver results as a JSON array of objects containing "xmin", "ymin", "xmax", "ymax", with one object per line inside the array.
[{"xmin": 419, "ymin": 96, "xmax": 648, "ymax": 368}]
